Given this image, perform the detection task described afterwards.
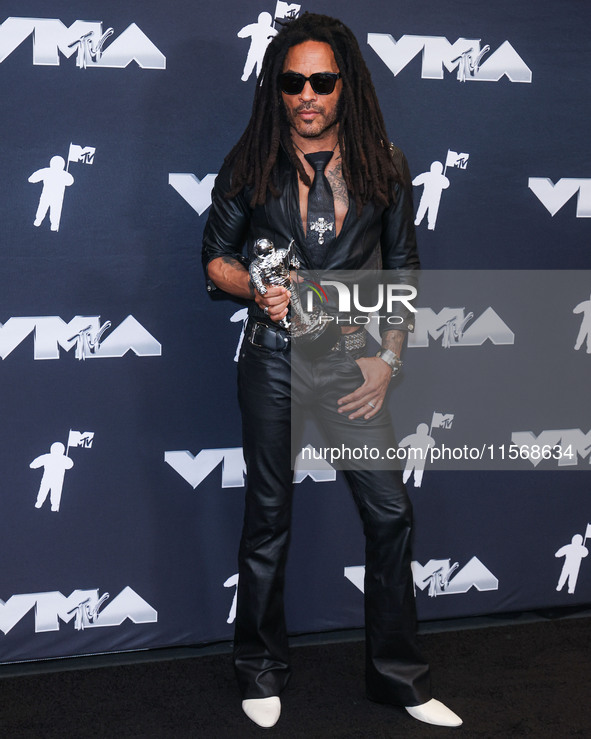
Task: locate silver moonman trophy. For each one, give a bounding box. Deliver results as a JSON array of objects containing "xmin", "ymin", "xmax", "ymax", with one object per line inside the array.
[{"xmin": 249, "ymin": 238, "xmax": 336, "ymax": 349}]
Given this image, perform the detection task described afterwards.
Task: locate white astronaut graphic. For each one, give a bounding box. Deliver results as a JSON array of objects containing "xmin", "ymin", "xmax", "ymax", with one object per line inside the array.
[
  {"xmin": 412, "ymin": 150, "xmax": 469, "ymax": 231},
  {"xmin": 28, "ymin": 156, "xmax": 74, "ymax": 232},
  {"xmin": 224, "ymin": 573, "xmax": 239, "ymax": 624},
  {"xmin": 237, "ymin": 13, "xmax": 277, "ymax": 82},
  {"xmin": 412, "ymin": 162, "xmax": 450, "ymax": 231},
  {"xmin": 555, "ymin": 530, "xmax": 590, "ymax": 594},
  {"xmin": 30, "ymin": 442, "xmax": 74, "ymax": 512},
  {"xmin": 28, "ymin": 144, "xmax": 95, "ymax": 232},
  {"xmin": 573, "ymin": 294, "xmax": 591, "ymax": 353},
  {"xmin": 399, "ymin": 423, "xmax": 435, "ymax": 488}
]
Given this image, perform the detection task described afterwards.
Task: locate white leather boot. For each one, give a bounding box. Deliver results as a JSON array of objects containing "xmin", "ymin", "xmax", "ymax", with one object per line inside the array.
[
  {"xmin": 405, "ymin": 698, "xmax": 463, "ymax": 727},
  {"xmin": 242, "ymin": 696, "xmax": 281, "ymax": 728}
]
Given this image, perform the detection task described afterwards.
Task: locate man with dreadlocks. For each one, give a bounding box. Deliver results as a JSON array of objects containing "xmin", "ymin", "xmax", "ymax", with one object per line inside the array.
[{"xmin": 202, "ymin": 12, "xmax": 462, "ymax": 730}]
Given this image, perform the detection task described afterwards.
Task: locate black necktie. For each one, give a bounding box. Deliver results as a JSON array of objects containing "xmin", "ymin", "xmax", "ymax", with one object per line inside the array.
[{"xmin": 304, "ymin": 151, "xmax": 335, "ymax": 267}]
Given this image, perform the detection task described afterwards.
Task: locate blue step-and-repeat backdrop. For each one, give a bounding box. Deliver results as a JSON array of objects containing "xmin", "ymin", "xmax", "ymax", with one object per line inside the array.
[{"xmin": 0, "ymin": 0, "xmax": 589, "ymax": 663}]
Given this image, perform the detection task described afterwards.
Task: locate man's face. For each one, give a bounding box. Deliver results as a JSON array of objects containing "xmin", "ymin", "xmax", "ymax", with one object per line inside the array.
[{"xmin": 281, "ymin": 40, "xmax": 342, "ymax": 140}]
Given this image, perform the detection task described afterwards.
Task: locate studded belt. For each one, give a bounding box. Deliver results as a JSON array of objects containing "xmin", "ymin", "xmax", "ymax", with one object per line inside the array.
[{"xmin": 330, "ymin": 329, "xmax": 367, "ymax": 353}]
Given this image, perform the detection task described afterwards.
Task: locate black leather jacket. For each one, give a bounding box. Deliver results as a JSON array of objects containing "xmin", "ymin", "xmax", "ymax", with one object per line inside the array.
[{"xmin": 202, "ymin": 144, "xmax": 419, "ymax": 332}]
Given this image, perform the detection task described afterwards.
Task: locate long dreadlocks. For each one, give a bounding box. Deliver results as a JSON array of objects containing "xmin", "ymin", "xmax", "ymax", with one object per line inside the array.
[{"xmin": 224, "ymin": 12, "xmax": 404, "ymax": 214}]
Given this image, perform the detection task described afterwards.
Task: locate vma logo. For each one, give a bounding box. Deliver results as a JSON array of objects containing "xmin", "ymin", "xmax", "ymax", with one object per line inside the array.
[
  {"xmin": 0, "ymin": 18, "xmax": 165, "ymax": 69},
  {"xmin": 345, "ymin": 557, "xmax": 498, "ymax": 597},
  {"xmin": 169, "ymin": 173, "xmax": 217, "ymax": 216},
  {"xmin": 166, "ymin": 448, "xmax": 247, "ymax": 489},
  {"xmin": 528, "ymin": 178, "xmax": 591, "ymax": 218},
  {"xmin": 368, "ymin": 34, "xmax": 531, "ymax": 83},
  {"xmin": 0, "ymin": 316, "xmax": 161, "ymax": 360},
  {"xmin": 165, "ymin": 445, "xmax": 336, "ymax": 489},
  {"xmin": 0, "ymin": 587, "xmax": 157, "ymax": 635},
  {"xmin": 408, "ymin": 307, "xmax": 514, "ymax": 348},
  {"xmin": 511, "ymin": 429, "xmax": 591, "ymax": 467}
]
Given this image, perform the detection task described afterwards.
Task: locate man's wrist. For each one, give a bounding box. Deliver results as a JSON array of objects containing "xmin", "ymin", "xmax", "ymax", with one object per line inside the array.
[{"xmin": 376, "ymin": 348, "xmax": 403, "ymax": 377}]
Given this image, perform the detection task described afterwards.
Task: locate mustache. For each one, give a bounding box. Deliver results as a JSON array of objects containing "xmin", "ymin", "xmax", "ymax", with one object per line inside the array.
[{"xmin": 295, "ymin": 103, "xmax": 324, "ymax": 113}]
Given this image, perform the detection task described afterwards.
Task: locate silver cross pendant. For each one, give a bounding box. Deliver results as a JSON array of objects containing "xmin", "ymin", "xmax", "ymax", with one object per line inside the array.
[{"xmin": 309, "ymin": 217, "xmax": 334, "ymax": 245}]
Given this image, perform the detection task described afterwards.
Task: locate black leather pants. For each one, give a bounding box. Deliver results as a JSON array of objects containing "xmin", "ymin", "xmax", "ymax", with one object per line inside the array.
[{"xmin": 234, "ymin": 322, "xmax": 431, "ymax": 706}]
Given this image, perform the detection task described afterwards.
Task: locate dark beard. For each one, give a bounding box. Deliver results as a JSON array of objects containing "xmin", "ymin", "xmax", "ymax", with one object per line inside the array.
[{"xmin": 282, "ymin": 95, "xmax": 342, "ymax": 139}]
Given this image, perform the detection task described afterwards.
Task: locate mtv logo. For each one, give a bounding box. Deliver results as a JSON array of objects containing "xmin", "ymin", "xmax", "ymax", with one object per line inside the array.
[
  {"xmin": 275, "ymin": 2, "xmax": 301, "ymax": 21},
  {"xmin": 412, "ymin": 557, "xmax": 499, "ymax": 596}
]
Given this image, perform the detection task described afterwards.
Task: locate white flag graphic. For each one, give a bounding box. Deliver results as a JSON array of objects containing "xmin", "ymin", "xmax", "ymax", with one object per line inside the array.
[
  {"xmin": 67, "ymin": 430, "xmax": 95, "ymax": 449},
  {"xmin": 275, "ymin": 2, "xmax": 301, "ymax": 21},
  {"xmin": 67, "ymin": 144, "xmax": 96, "ymax": 165},
  {"xmin": 431, "ymin": 412, "xmax": 454, "ymax": 430},
  {"xmin": 445, "ymin": 150, "xmax": 469, "ymax": 170}
]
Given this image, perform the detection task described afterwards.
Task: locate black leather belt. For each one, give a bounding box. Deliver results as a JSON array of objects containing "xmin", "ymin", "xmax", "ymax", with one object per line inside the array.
[
  {"xmin": 247, "ymin": 321, "xmax": 366, "ymax": 356},
  {"xmin": 248, "ymin": 321, "xmax": 290, "ymax": 351}
]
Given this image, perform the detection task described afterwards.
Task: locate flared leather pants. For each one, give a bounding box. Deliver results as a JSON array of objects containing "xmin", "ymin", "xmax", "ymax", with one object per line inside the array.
[{"xmin": 234, "ymin": 322, "xmax": 431, "ymax": 707}]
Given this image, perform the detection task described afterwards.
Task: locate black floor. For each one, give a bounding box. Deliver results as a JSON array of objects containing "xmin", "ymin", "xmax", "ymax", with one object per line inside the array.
[{"xmin": 1, "ymin": 617, "xmax": 590, "ymax": 737}]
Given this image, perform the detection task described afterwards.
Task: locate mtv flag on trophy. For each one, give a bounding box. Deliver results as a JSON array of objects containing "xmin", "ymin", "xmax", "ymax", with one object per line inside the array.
[
  {"xmin": 275, "ymin": 2, "xmax": 301, "ymax": 21},
  {"xmin": 584, "ymin": 523, "xmax": 591, "ymax": 544},
  {"xmin": 431, "ymin": 412, "xmax": 454, "ymax": 431},
  {"xmin": 444, "ymin": 150, "xmax": 469, "ymax": 171},
  {"xmin": 67, "ymin": 430, "xmax": 95, "ymax": 450},
  {"xmin": 67, "ymin": 144, "xmax": 96, "ymax": 166}
]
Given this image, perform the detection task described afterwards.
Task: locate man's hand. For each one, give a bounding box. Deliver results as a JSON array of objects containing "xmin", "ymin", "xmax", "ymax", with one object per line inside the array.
[
  {"xmin": 254, "ymin": 285, "xmax": 290, "ymax": 323},
  {"xmin": 337, "ymin": 357, "xmax": 392, "ymax": 420},
  {"xmin": 207, "ymin": 256, "xmax": 290, "ymax": 323}
]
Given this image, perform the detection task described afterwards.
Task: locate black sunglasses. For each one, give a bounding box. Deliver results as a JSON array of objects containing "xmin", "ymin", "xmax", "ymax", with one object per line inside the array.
[{"xmin": 278, "ymin": 72, "xmax": 342, "ymax": 95}]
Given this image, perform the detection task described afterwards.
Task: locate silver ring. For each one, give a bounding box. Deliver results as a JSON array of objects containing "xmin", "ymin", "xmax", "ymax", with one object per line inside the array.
[
  {"xmin": 263, "ymin": 306, "xmax": 269, "ymax": 316},
  {"xmin": 367, "ymin": 401, "xmax": 376, "ymax": 409}
]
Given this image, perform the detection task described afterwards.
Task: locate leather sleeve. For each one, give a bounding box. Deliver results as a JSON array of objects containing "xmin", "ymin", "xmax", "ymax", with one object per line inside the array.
[
  {"xmin": 379, "ymin": 146, "xmax": 420, "ymax": 333},
  {"xmin": 201, "ymin": 162, "xmax": 251, "ymax": 293}
]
